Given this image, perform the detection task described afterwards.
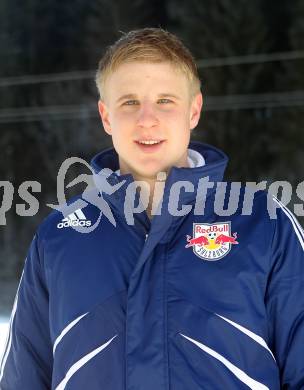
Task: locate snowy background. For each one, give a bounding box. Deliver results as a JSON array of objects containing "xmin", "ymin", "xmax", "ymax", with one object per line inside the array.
[
  {"xmin": 0, "ymin": 320, "xmax": 9, "ymax": 359},
  {"xmin": 0, "ymin": 281, "xmax": 18, "ymax": 360}
]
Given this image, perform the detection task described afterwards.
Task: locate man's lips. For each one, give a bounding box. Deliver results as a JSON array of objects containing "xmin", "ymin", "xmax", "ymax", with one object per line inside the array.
[{"xmin": 134, "ymin": 140, "xmax": 166, "ymax": 153}]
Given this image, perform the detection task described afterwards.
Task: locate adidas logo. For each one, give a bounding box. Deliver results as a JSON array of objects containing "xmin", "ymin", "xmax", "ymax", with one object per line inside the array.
[{"xmin": 57, "ymin": 209, "xmax": 92, "ymax": 229}]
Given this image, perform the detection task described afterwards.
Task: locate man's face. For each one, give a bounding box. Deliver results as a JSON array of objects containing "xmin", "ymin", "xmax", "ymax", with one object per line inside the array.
[{"xmin": 98, "ymin": 61, "xmax": 203, "ymax": 179}]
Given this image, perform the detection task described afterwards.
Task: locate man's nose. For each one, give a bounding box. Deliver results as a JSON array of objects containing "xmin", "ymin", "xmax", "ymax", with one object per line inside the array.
[{"xmin": 136, "ymin": 102, "xmax": 159, "ymax": 128}]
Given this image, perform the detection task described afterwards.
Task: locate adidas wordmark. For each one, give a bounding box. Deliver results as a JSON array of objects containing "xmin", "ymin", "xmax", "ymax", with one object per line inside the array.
[{"xmin": 57, "ymin": 209, "xmax": 92, "ymax": 229}]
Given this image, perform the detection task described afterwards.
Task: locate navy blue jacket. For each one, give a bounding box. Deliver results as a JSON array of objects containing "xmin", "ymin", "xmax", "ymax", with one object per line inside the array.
[{"xmin": 1, "ymin": 141, "xmax": 304, "ymax": 389}]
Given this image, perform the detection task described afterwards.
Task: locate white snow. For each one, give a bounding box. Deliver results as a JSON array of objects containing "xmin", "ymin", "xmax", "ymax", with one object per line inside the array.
[{"xmin": 0, "ymin": 317, "xmax": 9, "ymax": 361}]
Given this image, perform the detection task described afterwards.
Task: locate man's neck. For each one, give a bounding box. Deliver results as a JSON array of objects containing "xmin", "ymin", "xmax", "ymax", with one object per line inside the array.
[
  {"xmin": 127, "ymin": 172, "xmax": 166, "ymax": 220},
  {"xmin": 119, "ymin": 154, "xmax": 191, "ymax": 219}
]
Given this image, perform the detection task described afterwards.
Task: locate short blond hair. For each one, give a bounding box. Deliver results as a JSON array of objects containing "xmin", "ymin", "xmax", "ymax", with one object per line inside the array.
[{"xmin": 95, "ymin": 28, "xmax": 201, "ymax": 100}]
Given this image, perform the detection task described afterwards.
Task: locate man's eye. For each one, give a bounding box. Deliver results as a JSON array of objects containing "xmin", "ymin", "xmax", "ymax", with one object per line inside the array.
[
  {"xmin": 123, "ymin": 100, "xmax": 138, "ymax": 105},
  {"xmin": 158, "ymin": 98, "xmax": 172, "ymax": 104}
]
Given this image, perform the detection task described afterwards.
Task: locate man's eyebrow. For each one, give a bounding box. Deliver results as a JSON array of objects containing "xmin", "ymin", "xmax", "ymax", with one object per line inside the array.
[
  {"xmin": 116, "ymin": 94, "xmax": 137, "ymax": 103},
  {"xmin": 158, "ymin": 93, "xmax": 181, "ymax": 100},
  {"xmin": 116, "ymin": 92, "xmax": 181, "ymax": 103}
]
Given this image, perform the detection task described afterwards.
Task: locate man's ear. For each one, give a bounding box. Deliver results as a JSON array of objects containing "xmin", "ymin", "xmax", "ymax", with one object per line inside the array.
[
  {"xmin": 190, "ymin": 92, "xmax": 203, "ymax": 130},
  {"xmin": 98, "ymin": 100, "xmax": 112, "ymax": 135}
]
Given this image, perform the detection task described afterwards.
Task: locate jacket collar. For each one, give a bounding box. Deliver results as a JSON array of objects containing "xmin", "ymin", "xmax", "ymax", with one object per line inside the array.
[
  {"xmin": 91, "ymin": 141, "xmax": 228, "ymax": 273},
  {"xmin": 91, "ymin": 140, "xmax": 228, "ymax": 206}
]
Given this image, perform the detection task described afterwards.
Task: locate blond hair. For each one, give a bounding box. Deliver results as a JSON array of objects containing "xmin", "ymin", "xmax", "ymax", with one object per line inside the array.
[{"xmin": 95, "ymin": 28, "xmax": 201, "ymax": 100}]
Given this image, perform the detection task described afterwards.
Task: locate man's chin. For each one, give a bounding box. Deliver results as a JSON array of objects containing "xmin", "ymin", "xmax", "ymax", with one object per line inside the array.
[{"xmin": 132, "ymin": 165, "xmax": 169, "ymax": 181}]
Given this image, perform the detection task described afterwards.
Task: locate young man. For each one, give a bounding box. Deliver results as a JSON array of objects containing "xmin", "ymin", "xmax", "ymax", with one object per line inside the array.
[{"xmin": 1, "ymin": 28, "xmax": 304, "ymax": 389}]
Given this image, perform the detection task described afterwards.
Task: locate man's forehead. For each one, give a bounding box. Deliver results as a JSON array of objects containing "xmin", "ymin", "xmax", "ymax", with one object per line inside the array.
[
  {"xmin": 109, "ymin": 61, "xmax": 187, "ymax": 84},
  {"xmin": 103, "ymin": 61, "xmax": 191, "ymax": 102}
]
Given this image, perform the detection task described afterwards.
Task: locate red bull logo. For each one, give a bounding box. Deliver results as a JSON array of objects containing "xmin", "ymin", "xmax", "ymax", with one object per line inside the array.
[{"xmin": 185, "ymin": 222, "xmax": 238, "ymax": 261}]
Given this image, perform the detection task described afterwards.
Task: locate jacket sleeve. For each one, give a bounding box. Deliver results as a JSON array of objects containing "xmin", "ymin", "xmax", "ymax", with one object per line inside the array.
[
  {"xmin": 265, "ymin": 200, "xmax": 304, "ymax": 388},
  {"xmin": 0, "ymin": 232, "xmax": 53, "ymax": 389}
]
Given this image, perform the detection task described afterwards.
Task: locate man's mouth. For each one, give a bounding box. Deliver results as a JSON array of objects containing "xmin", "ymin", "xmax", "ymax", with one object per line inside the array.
[
  {"xmin": 137, "ymin": 139, "xmax": 163, "ymax": 144},
  {"xmin": 134, "ymin": 139, "xmax": 165, "ymax": 152}
]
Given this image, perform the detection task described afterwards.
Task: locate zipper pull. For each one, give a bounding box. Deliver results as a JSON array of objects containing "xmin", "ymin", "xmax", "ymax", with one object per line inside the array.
[{"xmin": 145, "ymin": 233, "xmax": 148, "ymax": 241}]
